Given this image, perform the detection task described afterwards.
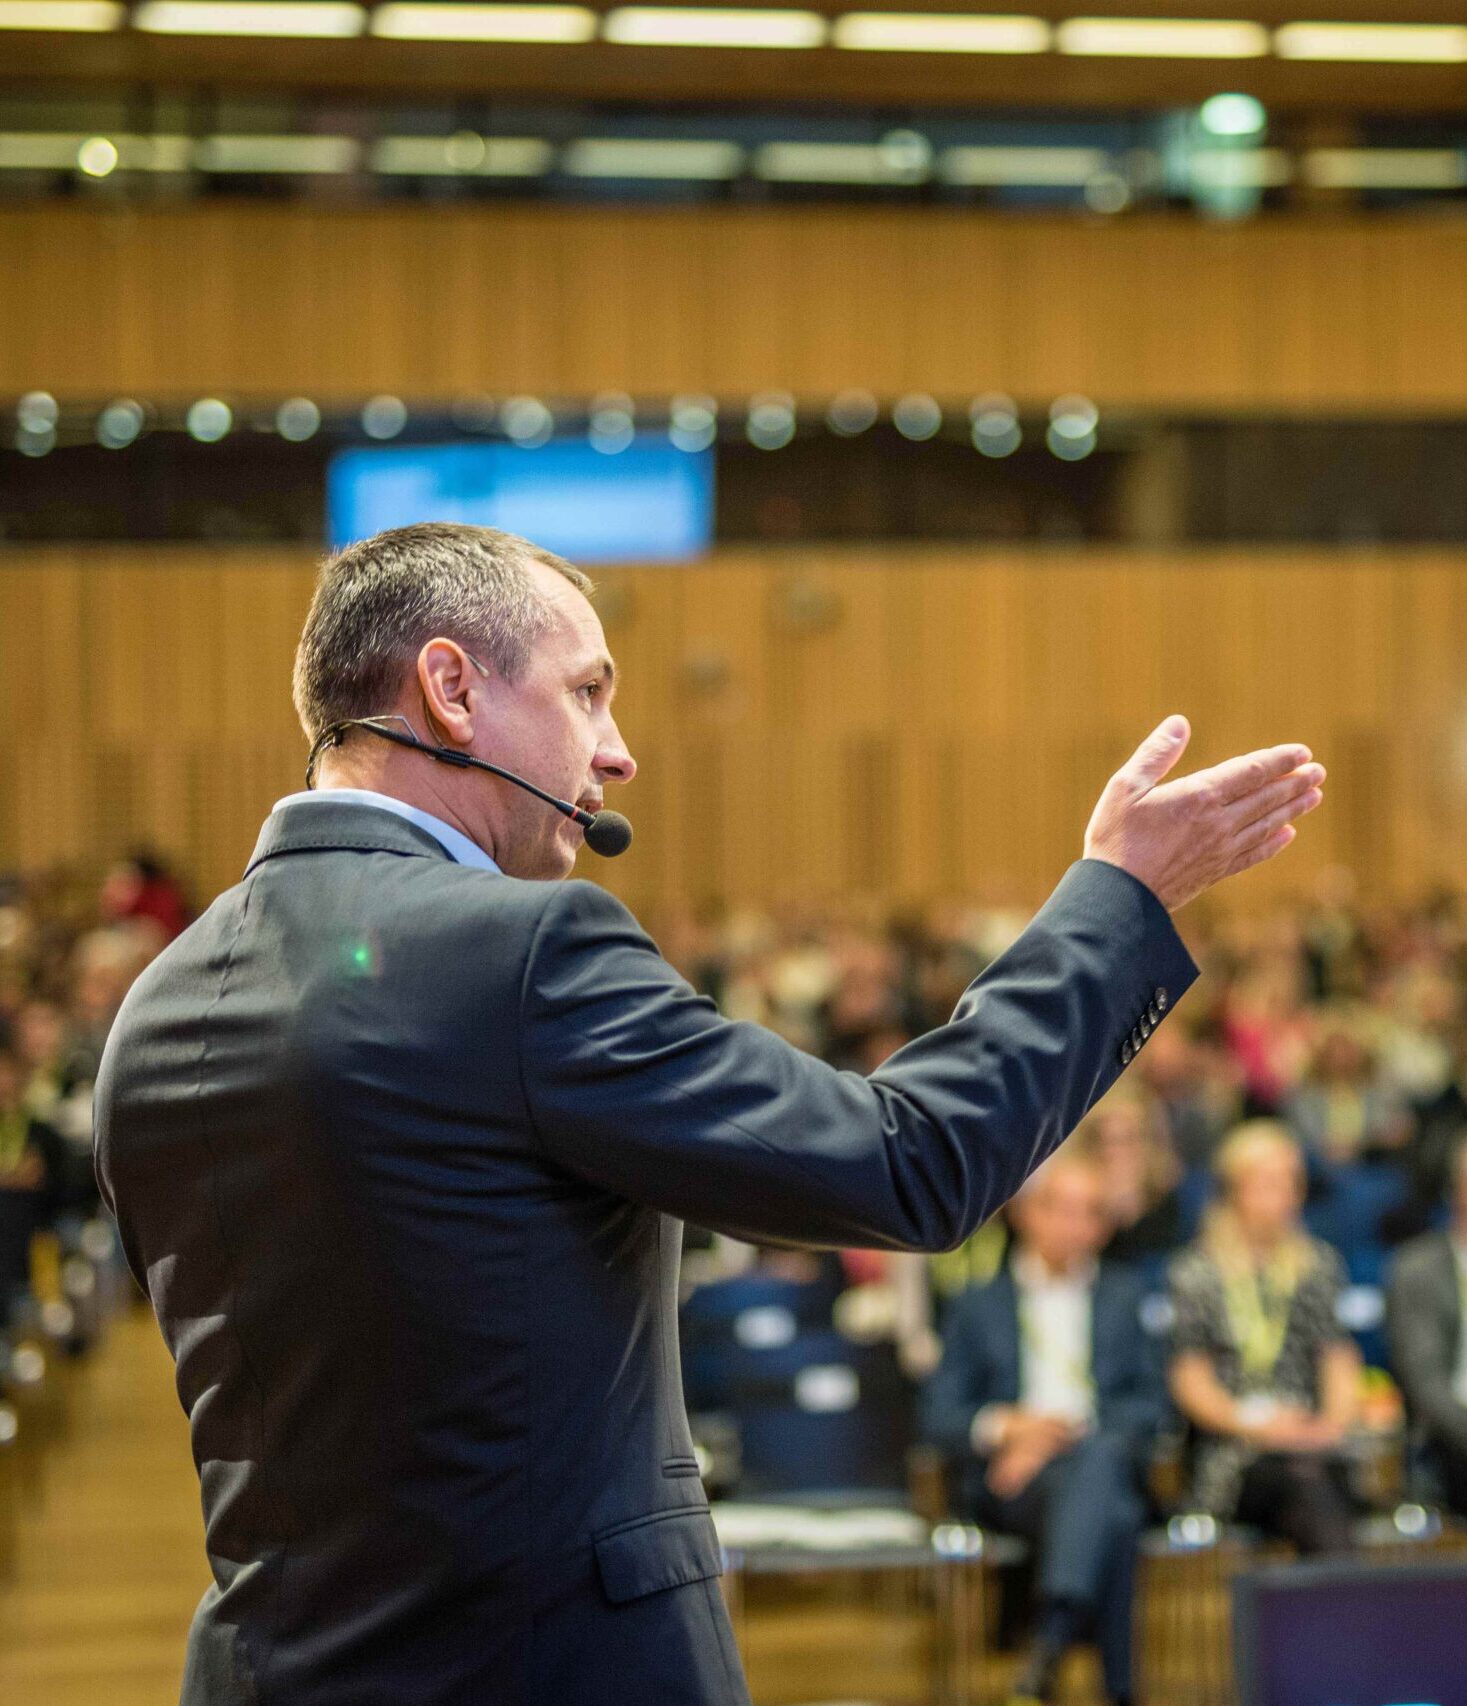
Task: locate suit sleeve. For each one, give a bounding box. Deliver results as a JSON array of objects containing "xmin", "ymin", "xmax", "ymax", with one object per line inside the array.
[{"xmin": 518, "ymin": 858, "xmax": 1198, "ymax": 1251}]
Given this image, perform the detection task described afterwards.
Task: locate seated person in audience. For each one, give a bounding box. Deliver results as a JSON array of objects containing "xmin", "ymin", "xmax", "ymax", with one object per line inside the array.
[
  {"xmin": 922, "ymin": 1151, "xmax": 1164, "ymax": 1706},
  {"xmin": 13, "ymin": 996, "xmax": 72, "ymax": 1122},
  {"xmin": 0, "ymin": 1043, "xmax": 65, "ymax": 1319},
  {"xmin": 1283, "ymin": 1008, "xmax": 1412, "ymax": 1167},
  {"xmin": 1392, "ymin": 1021, "xmax": 1467, "ymax": 1242},
  {"xmin": 1300, "ymin": 865, "xmax": 1372, "ymax": 1003},
  {"xmin": 1133, "ymin": 1020, "xmax": 1241, "ymax": 1169},
  {"xmin": 1386, "ymin": 1139, "xmax": 1467, "ymax": 1515},
  {"xmin": 1169, "ymin": 1121, "xmax": 1361, "ymax": 1554},
  {"xmin": 1376, "ymin": 957, "xmax": 1458, "ymax": 1108},
  {"xmin": 1221, "ymin": 960, "xmax": 1314, "ymax": 1117},
  {"xmin": 99, "ymin": 849, "xmax": 194, "ymax": 943},
  {"xmin": 888, "ymin": 1219, "xmax": 1010, "ymax": 1380},
  {"xmin": 1075, "ymin": 1088, "xmax": 1184, "ymax": 1275}
]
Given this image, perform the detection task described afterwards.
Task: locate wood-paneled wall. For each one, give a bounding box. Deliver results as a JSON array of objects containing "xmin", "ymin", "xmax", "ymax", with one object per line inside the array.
[
  {"xmin": 3, "ymin": 544, "xmax": 1467, "ymax": 914},
  {"xmin": 5, "ymin": 204, "xmax": 1467, "ymax": 410}
]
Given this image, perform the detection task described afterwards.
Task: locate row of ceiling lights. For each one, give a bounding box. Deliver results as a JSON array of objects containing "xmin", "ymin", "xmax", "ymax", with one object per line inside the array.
[
  {"xmin": 3, "ymin": 3, "xmax": 1467, "ymax": 63},
  {"xmin": 17, "ymin": 128, "xmax": 1465, "ymax": 196},
  {"xmin": 10, "ymin": 389, "xmax": 1102, "ymax": 460}
]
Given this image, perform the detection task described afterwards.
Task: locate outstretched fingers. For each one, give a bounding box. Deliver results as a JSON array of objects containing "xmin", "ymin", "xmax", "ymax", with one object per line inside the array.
[
  {"xmin": 1228, "ymin": 764, "xmax": 1327, "ymax": 832},
  {"xmin": 1205, "ymin": 743, "xmax": 1315, "ymax": 808},
  {"xmin": 1232, "ymin": 781, "xmax": 1325, "ymax": 852}
]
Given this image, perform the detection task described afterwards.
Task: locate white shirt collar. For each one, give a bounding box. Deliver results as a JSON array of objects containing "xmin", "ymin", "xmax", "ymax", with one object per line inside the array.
[{"xmin": 272, "ymin": 788, "xmax": 500, "ymax": 874}]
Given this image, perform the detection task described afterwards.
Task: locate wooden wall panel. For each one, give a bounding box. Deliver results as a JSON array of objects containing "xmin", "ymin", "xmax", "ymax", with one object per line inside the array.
[
  {"xmin": 5, "ymin": 205, "xmax": 1467, "ymax": 410},
  {"xmin": 5, "ymin": 545, "xmax": 1467, "ymax": 917}
]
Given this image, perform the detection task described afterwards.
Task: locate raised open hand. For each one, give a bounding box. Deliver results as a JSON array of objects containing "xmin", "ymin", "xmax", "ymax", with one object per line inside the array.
[{"xmin": 1083, "ymin": 715, "xmax": 1325, "ymax": 913}]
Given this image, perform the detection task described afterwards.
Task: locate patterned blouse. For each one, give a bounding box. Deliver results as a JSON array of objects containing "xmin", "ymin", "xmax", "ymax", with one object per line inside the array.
[{"xmin": 1168, "ymin": 1237, "xmax": 1350, "ymax": 1517}]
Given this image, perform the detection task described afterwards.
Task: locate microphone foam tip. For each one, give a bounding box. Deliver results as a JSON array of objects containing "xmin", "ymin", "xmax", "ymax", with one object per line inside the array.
[{"xmin": 585, "ymin": 811, "xmax": 633, "ymax": 858}]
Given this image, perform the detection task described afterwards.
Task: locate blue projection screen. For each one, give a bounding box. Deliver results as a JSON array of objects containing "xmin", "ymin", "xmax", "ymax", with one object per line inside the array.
[
  {"xmin": 326, "ymin": 438, "xmax": 714, "ymax": 564},
  {"xmin": 1233, "ymin": 1558, "xmax": 1467, "ymax": 1706}
]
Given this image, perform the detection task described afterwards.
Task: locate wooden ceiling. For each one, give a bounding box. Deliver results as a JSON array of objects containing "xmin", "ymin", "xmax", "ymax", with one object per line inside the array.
[{"xmin": 2, "ymin": 2, "xmax": 1466, "ymax": 116}]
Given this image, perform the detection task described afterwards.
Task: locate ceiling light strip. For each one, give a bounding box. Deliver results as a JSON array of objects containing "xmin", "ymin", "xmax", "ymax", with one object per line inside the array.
[
  {"xmin": 600, "ymin": 7, "xmax": 827, "ymax": 49},
  {"xmin": 754, "ymin": 141, "xmax": 932, "ymax": 183},
  {"xmin": 833, "ymin": 12, "xmax": 1050, "ymax": 54},
  {"xmin": 940, "ymin": 145, "xmax": 1110, "ymax": 186},
  {"xmin": 0, "ymin": 0, "xmax": 120, "ymax": 27},
  {"xmin": 370, "ymin": 3, "xmax": 596, "ymax": 43},
  {"xmin": 1274, "ymin": 22, "xmax": 1467, "ymax": 63},
  {"xmin": 1057, "ymin": 17, "xmax": 1269, "ymax": 57},
  {"xmin": 132, "ymin": 1, "xmax": 365, "ymax": 37},
  {"xmin": 1304, "ymin": 148, "xmax": 1467, "ymax": 189},
  {"xmin": 194, "ymin": 134, "xmax": 360, "ymax": 171},
  {"xmin": 370, "ymin": 136, "xmax": 553, "ymax": 175},
  {"xmin": 0, "ymin": 131, "xmax": 193, "ymax": 169},
  {"xmin": 562, "ymin": 138, "xmax": 746, "ymax": 178}
]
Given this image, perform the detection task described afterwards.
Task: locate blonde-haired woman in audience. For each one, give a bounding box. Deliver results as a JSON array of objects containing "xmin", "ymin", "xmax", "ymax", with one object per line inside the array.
[{"xmin": 1168, "ymin": 1121, "xmax": 1361, "ymax": 1553}]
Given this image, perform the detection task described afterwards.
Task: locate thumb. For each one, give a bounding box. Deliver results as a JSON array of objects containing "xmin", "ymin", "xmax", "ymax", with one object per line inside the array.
[{"xmin": 1118, "ymin": 714, "xmax": 1191, "ymax": 796}]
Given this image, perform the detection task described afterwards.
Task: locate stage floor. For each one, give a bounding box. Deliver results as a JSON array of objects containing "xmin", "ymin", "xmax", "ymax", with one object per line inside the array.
[{"xmin": 0, "ymin": 1307, "xmax": 205, "ymax": 1706}]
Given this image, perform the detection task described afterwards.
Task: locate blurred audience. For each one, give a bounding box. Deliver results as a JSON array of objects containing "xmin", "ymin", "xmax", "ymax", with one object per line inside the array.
[
  {"xmin": 99, "ymin": 851, "xmax": 193, "ymax": 944},
  {"xmin": 1283, "ymin": 1009, "xmax": 1411, "ymax": 1166},
  {"xmin": 1386, "ymin": 1139, "xmax": 1467, "ymax": 1515},
  {"xmin": 1219, "ymin": 959, "xmax": 1315, "ymax": 1117},
  {"xmin": 1168, "ymin": 1123, "xmax": 1361, "ymax": 1554},
  {"xmin": 921, "ymin": 1153, "xmax": 1164, "ymax": 1706},
  {"xmin": 1074, "ymin": 1089, "xmax": 1183, "ymax": 1277},
  {"xmin": 1131, "ymin": 1022, "xmax": 1240, "ymax": 1168},
  {"xmin": 0, "ymin": 851, "xmax": 181, "ymax": 1329},
  {"xmin": 0, "ymin": 1043, "xmax": 65, "ymax": 1317},
  {"xmin": 15, "ymin": 845, "xmax": 1467, "ymax": 1573},
  {"xmin": 888, "ymin": 1221, "xmax": 1009, "ymax": 1382}
]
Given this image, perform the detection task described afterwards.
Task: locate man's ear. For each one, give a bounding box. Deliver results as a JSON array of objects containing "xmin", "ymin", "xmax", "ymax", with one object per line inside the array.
[{"xmin": 417, "ymin": 640, "xmax": 478, "ymax": 748}]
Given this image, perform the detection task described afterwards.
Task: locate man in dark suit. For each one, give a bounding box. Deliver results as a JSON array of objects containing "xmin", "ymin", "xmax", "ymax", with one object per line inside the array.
[
  {"xmin": 922, "ymin": 1151, "xmax": 1166, "ymax": 1706},
  {"xmin": 1387, "ymin": 1139, "xmax": 1467, "ymax": 1513},
  {"xmin": 93, "ymin": 523, "xmax": 1324, "ymax": 1705}
]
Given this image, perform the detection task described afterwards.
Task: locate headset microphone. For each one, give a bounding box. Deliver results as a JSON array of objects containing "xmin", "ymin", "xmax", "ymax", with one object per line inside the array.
[
  {"xmin": 580, "ymin": 809, "xmax": 633, "ymax": 858},
  {"xmin": 304, "ymin": 716, "xmax": 633, "ymax": 859}
]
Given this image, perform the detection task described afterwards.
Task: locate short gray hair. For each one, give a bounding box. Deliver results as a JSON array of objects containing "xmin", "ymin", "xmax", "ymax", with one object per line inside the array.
[{"xmin": 292, "ymin": 522, "xmax": 592, "ymax": 742}]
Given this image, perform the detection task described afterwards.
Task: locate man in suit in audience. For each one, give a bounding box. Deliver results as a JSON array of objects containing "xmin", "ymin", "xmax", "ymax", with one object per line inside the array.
[
  {"xmin": 1387, "ymin": 1138, "xmax": 1467, "ymax": 1513},
  {"xmin": 94, "ymin": 523, "xmax": 1322, "ymax": 1706},
  {"xmin": 923, "ymin": 1151, "xmax": 1167, "ymax": 1706}
]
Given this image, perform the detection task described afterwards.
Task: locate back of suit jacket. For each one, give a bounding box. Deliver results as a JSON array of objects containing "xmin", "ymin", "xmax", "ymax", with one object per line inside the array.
[{"xmin": 94, "ymin": 800, "xmax": 1194, "ymax": 1706}]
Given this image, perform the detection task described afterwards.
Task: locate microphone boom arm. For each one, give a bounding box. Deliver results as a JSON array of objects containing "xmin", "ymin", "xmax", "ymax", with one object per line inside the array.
[{"xmin": 303, "ymin": 715, "xmax": 632, "ymax": 858}]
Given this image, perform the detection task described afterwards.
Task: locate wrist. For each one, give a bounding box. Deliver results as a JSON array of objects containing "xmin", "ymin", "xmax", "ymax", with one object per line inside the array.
[
  {"xmin": 973, "ymin": 1404, "xmax": 1013, "ymax": 1454},
  {"xmin": 1081, "ymin": 851, "xmax": 1173, "ymax": 914},
  {"xmin": 1227, "ymin": 1402, "xmax": 1262, "ymax": 1442}
]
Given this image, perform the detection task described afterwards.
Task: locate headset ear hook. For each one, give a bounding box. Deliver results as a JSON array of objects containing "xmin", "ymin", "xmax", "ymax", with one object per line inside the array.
[{"xmin": 304, "ymin": 715, "xmax": 426, "ymax": 789}]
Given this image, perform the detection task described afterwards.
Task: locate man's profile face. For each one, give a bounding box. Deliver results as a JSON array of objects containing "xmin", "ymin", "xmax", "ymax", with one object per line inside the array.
[{"xmin": 462, "ymin": 564, "xmax": 636, "ymax": 880}]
